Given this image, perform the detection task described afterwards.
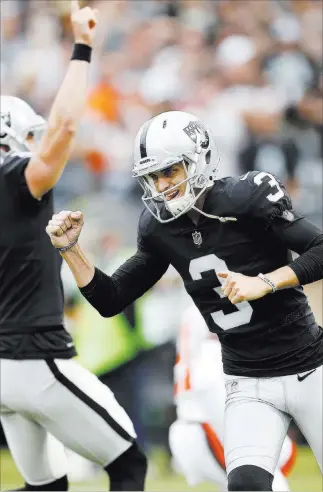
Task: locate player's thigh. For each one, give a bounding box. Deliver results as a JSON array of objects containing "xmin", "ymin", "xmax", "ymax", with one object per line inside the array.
[
  {"xmin": 288, "ymin": 364, "xmax": 322, "ymax": 471},
  {"xmin": 169, "ymin": 420, "xmax": 227, "ymax": 487},
  {"xmin": 224, "ymin": 376, "xmax": 290, "ymax": 475},
  {"xmin": 35, "ymin": 359, "xmax": 136, "ymax": 467},
  {"xmin": 0, "ymin": 412, "xmax": 67, "ymax": 486}
]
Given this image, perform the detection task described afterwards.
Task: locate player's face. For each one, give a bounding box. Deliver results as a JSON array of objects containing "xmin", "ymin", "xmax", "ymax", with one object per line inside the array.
[{"xmin": 148, "ymin": 162, "xmax": 187, "ymax": 201}]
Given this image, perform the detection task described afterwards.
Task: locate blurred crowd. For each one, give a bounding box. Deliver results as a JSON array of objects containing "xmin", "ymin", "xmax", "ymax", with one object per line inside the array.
[
  {"xmin": 1, "ymin": 0, "xmax": 322, "ymax": 465},
  {"xmin": 1, "ymin": 0, "xmax": 322, "ymax": 240}
]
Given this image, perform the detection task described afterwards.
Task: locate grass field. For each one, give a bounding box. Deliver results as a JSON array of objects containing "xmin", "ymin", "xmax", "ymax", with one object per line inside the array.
[{"xmin": 0, "ymin": 446, "xmax": 321, "ymax": 491}]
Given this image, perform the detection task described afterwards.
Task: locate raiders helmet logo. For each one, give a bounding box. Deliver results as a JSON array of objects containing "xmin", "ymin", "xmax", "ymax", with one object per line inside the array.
[
  {"xmin": 183, "ymin": 121, "xmax": 209, "ymax": 149},
  {"xmin": 0, "ymin": 112, "xmax": 11, "ymax": 138}
]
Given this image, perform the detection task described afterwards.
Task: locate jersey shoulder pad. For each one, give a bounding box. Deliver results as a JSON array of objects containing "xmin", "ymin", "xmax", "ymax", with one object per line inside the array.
[
  {"xmin": 1, "ymin": 152, "xmax": 31, "ymax": 176},
  {"xmin": 229, "ymin": 171, "xmax": 292, "ymax": 222}
]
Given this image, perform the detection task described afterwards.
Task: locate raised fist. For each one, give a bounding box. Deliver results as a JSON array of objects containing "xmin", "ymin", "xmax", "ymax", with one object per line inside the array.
[
  {"xmin": 46, "ymin": 210, "xmax": 84, "ymax": 250},
  {"xmin": 71, "ymin": 0, "xmax": 98, "ymax": 47}
]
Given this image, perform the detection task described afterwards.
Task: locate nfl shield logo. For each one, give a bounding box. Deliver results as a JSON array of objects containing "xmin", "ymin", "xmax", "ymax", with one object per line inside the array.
[{"xmin": 192, "ymin": 231, "xmax": 202, "ymax": 246}]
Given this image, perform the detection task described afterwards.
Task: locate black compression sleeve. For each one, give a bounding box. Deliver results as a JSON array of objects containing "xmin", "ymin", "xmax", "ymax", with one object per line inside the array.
[
  {"xmin": 79, "ymin": 266, "xmax": 138, "ymax": 317},
  {"xmin": 289, "ymin": 237, "xmax": 323, "ymax": 285},
  {"xmin": 271, "ymin": 215, "xmax": 323, "ymax": 285},
  {"xmin": 79, "ymin": 249, "xmax": 169, "ymax": 317}
]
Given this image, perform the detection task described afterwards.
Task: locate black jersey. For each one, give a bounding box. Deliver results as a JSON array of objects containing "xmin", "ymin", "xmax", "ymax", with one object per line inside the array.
[
  {"xmin": 0, "ymin": 153, "xmax": 76, "ymax": 359},
  {"xmin": 81, "ymin": 170, "xmax": 323, "ymax": 377},
  {"xmin": 138, "ymin": 171, "xmax": 323, "ymax": 376}
]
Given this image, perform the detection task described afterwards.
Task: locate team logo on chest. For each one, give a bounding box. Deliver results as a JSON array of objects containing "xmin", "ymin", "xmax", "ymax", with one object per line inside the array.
[{"xmin": 192, "ymin": 230, "xmax": 202, "ymax": 247}]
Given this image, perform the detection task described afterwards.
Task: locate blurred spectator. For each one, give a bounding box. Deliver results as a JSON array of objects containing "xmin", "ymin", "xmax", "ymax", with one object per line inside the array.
[
  {"xmin": 264, "ymin": 15, "xmax": 319, "ymax": 105},
  {"xmin": 0, "ymin": 0, "xmax": 25, "ymax": 94},
  {"xmin": 13, "ymin": 12, "xmax": 67, "ymax": 113},
  {"xmin": 2, "ymin": 0, "xmax": 321, "ymax": 207}
]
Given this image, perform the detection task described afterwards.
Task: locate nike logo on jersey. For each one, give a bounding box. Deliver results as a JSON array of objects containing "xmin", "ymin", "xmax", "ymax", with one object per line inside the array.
[
  {"xmin": 297, "ymin": 369, "xmax": 316, "ymax": 382},
  {"xmin": 66, "ymin": 342, "xmax": 74, "ymax": 348}
]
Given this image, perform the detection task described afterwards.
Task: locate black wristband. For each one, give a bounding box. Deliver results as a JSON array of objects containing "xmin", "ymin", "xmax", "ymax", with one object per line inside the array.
[{"xmin": 71, "ymin": 43, "xmax": 92, "ymax": 63}]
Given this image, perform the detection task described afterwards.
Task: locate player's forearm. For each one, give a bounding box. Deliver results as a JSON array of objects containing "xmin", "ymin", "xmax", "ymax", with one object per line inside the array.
[
  {"xmin": 265, "ymin": 266, "xmax": 300, "ymax": 290},
  {"xmin": 26, "ymin": 52, "xmax": 91, "ymax": 198},
  {"xmin": 74, "ymin": 248, "xmax": 169, "ymax": 318},
  {"xmin": 36, "ymin": 58, "xmax": 90, "ymax": 171},
  {"xmin": 60, "ymin": 243, "xmax": 95, "ymax": 288},
  {"xmin": 46, "ymin": 57, "xmax": 90, "ymax": 137},
  {"xmin": 60, "ymin": 244, "xmax": 131, "ymax": 317}
]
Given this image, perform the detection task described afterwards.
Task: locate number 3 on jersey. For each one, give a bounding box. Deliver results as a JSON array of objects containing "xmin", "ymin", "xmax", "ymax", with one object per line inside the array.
[
  {"xmin": 189, "ymin": 255, "xmax": 253, "ymax": 331},
  {"xmin": 254, "ymin": 172, "xmax": 284, "ymax": 202}
]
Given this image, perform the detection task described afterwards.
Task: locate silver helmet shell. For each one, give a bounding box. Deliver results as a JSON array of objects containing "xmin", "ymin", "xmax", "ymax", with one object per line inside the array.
[
  {"xmin": 0, "ymin": 96, "xmax": 46, "ymax": 163},
  {"xmin": 132, "ymin": 111, "xmax": 219, "ymax": 223}
]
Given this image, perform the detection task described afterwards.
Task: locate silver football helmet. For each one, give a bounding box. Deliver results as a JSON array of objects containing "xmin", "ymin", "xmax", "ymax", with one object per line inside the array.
[
  {"xmin": 132, "ymin": 111, "xmax": 221, "ymax": 223},
  {"xmin": 0, "ymin": 96, "xmax": 46, "ymax": 164}
]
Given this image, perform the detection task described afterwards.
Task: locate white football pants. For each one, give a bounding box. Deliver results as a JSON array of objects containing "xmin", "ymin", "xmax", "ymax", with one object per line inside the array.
[
  {"xmin": 169, "ymin": 419, "xmax": 292, "ymax": 491},
  {"xmin": 0, "ymin": 358, "xmax": 136, "ymax": 487},
  {"xmin": 224, "ymin": 365, "xmax": 323, "ymax": 476}
]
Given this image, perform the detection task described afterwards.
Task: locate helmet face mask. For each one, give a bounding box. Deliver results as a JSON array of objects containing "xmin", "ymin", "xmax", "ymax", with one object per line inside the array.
[
  {"xmin": 135, "ymin": 159, "xmax": 202, "ymax": 222},
  {"xmin": 0, "ymin": 96, "xmax": 46, "ymax": 164},
  {"xmin": 132, "ymin": 111, "xmax": 219, "ymax": 223}
]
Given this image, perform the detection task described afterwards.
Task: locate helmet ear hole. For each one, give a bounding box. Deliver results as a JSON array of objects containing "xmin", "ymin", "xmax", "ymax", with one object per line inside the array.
[{"xmin": 205, "ymin": 150, "xmax": 211, "ymax": 164}]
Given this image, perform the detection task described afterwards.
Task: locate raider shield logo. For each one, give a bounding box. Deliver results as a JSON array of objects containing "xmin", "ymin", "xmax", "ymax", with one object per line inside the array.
[
  {"xmin": 0, "ymin": 112, "xmax": 11, "ymax": 138},
  {"xmin": 183, "ymin": 121, "xmax": 209, "ymax": 149}
]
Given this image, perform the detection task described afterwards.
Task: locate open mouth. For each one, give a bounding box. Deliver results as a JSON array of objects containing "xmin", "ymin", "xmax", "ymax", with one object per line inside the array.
[{"xmin": 165, "ymin": 189, "xmax": 180, "ymax": 201}]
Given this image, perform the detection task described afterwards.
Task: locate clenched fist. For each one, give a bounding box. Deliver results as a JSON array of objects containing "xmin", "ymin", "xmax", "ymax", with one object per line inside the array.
[
  {"xmin": 71, "ymin": 0, "xmax": 98, "ymax": 47},
  {"xmin": 46, "ymin": 210, "xmax": 84, "ymax": 250}
]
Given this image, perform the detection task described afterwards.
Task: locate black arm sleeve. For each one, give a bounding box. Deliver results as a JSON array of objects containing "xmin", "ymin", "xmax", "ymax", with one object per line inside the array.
[
  {"xmin": 79, "ymin": 245, "xmax": 170, "ymax": 317},
  {"xmin": 271, "ymin": 214, "xmax": 323, "ymax": 285}
]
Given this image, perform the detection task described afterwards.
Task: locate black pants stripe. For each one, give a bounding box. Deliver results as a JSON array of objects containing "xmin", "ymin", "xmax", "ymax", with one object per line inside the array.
[{"xmin": 46, "ymin": 359, "xmax": 135, "ymax": 443}]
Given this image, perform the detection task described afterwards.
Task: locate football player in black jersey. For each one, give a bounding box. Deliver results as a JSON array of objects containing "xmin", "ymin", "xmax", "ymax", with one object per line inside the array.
[
  {"xmin": 47, "ymin": 110, "xmax": 323, "ymax": 491},
  {"xmin": 0, "ymin": 2, "xmax": 147, "ymax": 492}
]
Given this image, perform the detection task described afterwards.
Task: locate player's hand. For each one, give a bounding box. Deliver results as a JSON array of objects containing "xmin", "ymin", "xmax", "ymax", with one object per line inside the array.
[
  {"xmin": 217, "ymin": 271, "xmax": 272, "ymax": 304},
  {"xmin": 71, "ymin": 0, "xmax": 98, "ymax": 47},
  {"xmin": 46, "ymin": 210, "xmax": 84, "ymax": 250}
]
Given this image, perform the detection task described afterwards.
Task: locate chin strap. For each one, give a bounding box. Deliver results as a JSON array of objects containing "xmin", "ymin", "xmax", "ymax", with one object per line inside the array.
[
  {"xmin": 167, "ymin": 198, "xmax": 238, "ymax": 223},
  {"xmin": 191, "ymin": 205, "xmax": 237, "ymax": 222},
  {"xmin": 166, "ymin": 194, "xmax": 192, "ymax": 217}
]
